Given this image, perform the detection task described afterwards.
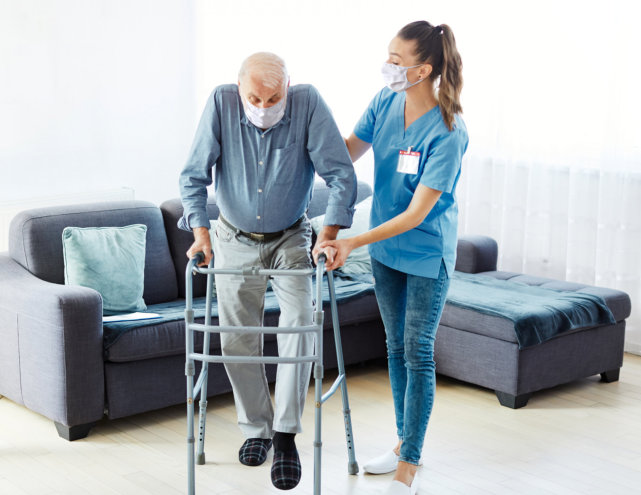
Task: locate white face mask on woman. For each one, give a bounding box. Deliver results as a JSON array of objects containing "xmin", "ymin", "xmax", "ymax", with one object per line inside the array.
[
  {"xmin": 381, "ymin": 63, "xmax": 424, "ymax": 93},
  {"xmin": 242, "ymin": 95, "xmax": 287, "ymax": 129}
]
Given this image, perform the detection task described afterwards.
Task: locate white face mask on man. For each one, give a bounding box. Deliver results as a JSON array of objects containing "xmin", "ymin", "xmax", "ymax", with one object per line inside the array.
[
  {"xmin": 242, "ymin": 95, "xmax": 287, "ymax": 129},
  {"xmin": 381, "ymin": 63, "xmax": 425, "ymax": 93}
]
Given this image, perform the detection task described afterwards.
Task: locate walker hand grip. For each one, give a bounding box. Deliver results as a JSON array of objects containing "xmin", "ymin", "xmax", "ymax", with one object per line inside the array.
[
  {"xmin": 193, "ymin": 252, "xmax": 205, "ymax": 265},
  {"xmin": 317, "ymin": 252, "xmax": 327, "ymax": 264}
]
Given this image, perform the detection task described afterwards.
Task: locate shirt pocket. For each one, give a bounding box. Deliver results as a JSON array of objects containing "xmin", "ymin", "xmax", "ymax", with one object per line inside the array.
[{"xmin": 269, "ymin": 141, "xmax": 299, "ymax": 183}]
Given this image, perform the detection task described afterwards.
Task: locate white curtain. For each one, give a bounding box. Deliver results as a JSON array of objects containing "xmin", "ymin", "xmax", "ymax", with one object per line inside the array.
[
  {"xmin": 194, "ymin": 0, "xmax": 641, "ymax": 352},
  {"xmin": 457, "ymin": 158, "xmax": 641, "ymax": 352}
]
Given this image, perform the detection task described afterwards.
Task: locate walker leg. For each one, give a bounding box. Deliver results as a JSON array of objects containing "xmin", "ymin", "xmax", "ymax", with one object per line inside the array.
[
  {"xmin": 195, "ymin": 343, "xmax": 210, "ymax": 465},
  {"xmin": 196, "ymin": 268, "xmax": 215, "ymax": 465},
  {"xmin": 340, "ymin": 381, "xmax": 358, "ymax": 474},
  {"xmin": 185, "ymin": 299, "xmax": 197, "ymax": 495},
  {"xmin": 196, "ymin": 368, "xmax": 208, "ymax": 465},
  {"xmin": 313, "ymin": 364, "xmax": 323, "ymax": 495},
  {"xmin": 327, "ymin": 272, "xmax": 359, "ymax": 474},
  {"xmin": 186, "ymin": 374, "xmax": 196, "ymax": 495}
]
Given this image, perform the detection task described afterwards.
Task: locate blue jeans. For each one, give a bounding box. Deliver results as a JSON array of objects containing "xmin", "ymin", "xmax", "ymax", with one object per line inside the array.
[{"xmin": 371, "ymin": 257, "xmax": 450, "ymax": 465}]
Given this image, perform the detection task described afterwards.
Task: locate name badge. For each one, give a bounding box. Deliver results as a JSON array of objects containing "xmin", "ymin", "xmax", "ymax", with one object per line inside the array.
[{"xmin": 397, "ymin": 147, "xmax": 420, "ymax": 175}]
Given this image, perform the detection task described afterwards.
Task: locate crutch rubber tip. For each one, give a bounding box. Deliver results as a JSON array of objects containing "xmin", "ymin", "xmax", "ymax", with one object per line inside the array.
[
  {"xmin": 348, "ymin": 462, "xmax": 359, "ymax": 475},
  {"xmin": 196, "ymin": 453, "xmax": 206, "ymax": 465}
]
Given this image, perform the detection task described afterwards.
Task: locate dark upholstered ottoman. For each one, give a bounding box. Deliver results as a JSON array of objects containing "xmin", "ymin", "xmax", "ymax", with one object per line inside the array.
[{"xmin": 435, "ymin": 239, "xmax": 632, "ymax": 408}]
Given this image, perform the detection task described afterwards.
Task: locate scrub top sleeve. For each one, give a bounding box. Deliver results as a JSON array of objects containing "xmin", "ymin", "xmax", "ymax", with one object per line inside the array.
[
  {"xmin": 353, "ymin": 91, "xmax": 383, "ymax": 143},
  {"xmin": 420, "ymin": 127, "xmax": 467, "ymax": 193}
]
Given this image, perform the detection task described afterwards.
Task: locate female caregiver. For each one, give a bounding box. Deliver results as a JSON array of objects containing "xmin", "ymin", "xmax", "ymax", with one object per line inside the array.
[{"xmin": 320, "ymin": 21, "xmax": 468, "ymax": 495}]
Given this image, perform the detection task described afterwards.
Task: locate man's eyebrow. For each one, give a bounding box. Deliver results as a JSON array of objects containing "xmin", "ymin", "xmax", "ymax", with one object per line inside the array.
[{"xmin": 247, "ymin": 91, "xmax": 282, "ymax": 100}]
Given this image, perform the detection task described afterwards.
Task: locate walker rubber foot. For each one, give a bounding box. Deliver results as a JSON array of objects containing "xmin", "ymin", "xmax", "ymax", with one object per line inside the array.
[{"xmin": 197, "ymin": 453, "xmax": 206, "ymax": 465}]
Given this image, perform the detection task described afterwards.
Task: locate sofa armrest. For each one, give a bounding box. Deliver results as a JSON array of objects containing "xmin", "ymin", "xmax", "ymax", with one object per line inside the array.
[
  {"xmin": 455, "ymin": 235, "xmax": 498, "ymax": 273},
  {"xmin": 0, "ymin": 254, "xmax": 105, "ymax": 428}
]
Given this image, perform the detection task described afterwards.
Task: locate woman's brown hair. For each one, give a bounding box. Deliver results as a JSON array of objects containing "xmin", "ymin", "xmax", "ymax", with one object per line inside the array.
[{"xmin": 398, "ymin": 21, "xmax": 463, "ymax": 131}]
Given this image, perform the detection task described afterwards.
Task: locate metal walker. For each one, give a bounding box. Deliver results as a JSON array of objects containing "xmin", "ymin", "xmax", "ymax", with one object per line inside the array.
[{"xmin": 184, "ymin": 253, "xmax": 359, "ymax": 494}]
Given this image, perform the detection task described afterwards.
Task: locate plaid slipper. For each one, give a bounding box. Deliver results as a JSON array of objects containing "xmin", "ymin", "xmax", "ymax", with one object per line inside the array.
[
  {"xmin": 271, "ymin": 448, "xmax": 301, "ymax": 490},
  {"xmin": 238, "ymin": 438, "xmax": 273, "ymax": 466}
]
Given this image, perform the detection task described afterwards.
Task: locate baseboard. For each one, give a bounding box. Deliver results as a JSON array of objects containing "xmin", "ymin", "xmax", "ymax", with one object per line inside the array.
[{"xmin": 624, "ymin": 342, "xmax": 641, "ymax": 356}]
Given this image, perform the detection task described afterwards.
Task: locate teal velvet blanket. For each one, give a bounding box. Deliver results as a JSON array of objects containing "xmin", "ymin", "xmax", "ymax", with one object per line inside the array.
[
  {"xmin": 447, "ymin": 272, "xmax": 616, "ymax": 348},
  {"xmin": 103, "ymin": 273, "xmax": 375, "ymax": 350},
  {"xmin": 103, "ymin": 271, "xmax": 616, "ymax": 352}
]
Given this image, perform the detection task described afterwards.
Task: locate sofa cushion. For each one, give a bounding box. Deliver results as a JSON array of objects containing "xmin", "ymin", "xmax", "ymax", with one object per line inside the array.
[
  {"xmin": 160, "ymin": 198, "xmax": 221, "ymax": 300},
  {"xmin": 62, "ymin": 224, "xmax": 148, "ymax": 314},
  {"xmin": 440, "ymin": 271, "xmax": 632, "ymax": 345},
  {"xmin": 106, "ymin": 295, "xmax": 381, "ymax": 362},
  {"xmin": 9, "ymin": 201, "xmax": 178, "ymax": 305},
  {"xmin": 306, "ymin": 180, "xmax": 373, "ymax": 221},
  {"xmin": 310, "ymin": 196, "xmax": 372, "ymax": 274}
]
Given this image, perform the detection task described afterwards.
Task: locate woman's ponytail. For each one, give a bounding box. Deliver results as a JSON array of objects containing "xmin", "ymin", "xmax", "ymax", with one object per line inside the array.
[{"xmin": 437, "ymin": 24, "xmax": 463, "ymax": 131}]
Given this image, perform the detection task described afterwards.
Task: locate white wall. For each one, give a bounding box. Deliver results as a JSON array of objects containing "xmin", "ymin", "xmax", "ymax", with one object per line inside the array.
[
  {"xmin": 4, "ymin": 0, "xmax": 638, "ymax": 200},
  {"xmin": 0, "ymin": 0, "xmax": 197, "ymax": 205},
  {"xmin": 2, "ymin": 0, "xmax": 639, "ymax": 351}
]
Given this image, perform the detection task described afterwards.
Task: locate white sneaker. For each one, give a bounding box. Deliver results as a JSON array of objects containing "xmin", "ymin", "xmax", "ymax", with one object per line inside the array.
[
  {"xmin": 363, "ymin": 450, "xmax": 399, "ymax": 474},
  {"xmin": 411, "ymin": 475, "xmax": 418, "ymax": 495},
  {"xmin": 382, "ymin": 479, "xmax": 418, "ymax": 495},
  {"xmin": 364, "ymin": 450, "xmax": 423, "ymax": 475}
]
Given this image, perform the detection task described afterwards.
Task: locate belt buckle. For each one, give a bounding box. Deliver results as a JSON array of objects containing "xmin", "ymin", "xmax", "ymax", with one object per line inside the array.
[{"xmin": 248, "ymin": 232, "xmax": 265, "ymax": 242}]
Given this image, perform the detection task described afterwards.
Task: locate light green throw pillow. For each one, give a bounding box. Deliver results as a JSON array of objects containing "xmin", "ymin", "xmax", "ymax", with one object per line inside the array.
[
  {"xmin": 310, "ymin": 196, "xmax": 372, "ymax": 274},
  {"xmin": 62, "ymin": 224, "xmax": 148, "ymax": 315}
]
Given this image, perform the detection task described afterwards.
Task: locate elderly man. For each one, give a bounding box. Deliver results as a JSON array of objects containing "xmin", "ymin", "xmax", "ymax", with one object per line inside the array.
[{"xmin": 178, "ymin": 52, "xmax": 356, "ymax": 490}]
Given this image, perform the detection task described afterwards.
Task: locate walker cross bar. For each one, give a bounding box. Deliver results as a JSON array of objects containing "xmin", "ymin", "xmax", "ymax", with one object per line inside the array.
[{"xmin": 184, "ymin": 252, "xmax": 359, "ymax": 494}]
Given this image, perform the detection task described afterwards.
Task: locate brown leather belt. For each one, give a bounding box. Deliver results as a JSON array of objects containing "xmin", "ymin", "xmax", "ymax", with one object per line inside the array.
[{"xmin": 218, "ymin": 214, "xmax": 304, "ymax": 243}]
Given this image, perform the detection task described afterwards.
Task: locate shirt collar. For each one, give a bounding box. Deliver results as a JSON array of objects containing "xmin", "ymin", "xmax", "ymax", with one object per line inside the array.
[{"xmin": 240, "ymin": 112, "xmax": 291, "ymax": 133}]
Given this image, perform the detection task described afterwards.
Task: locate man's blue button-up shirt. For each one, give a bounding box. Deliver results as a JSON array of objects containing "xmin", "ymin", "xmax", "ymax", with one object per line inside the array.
[{"xmin": 179, "ymin": 84, "xmax": 356, "ymax": 233}]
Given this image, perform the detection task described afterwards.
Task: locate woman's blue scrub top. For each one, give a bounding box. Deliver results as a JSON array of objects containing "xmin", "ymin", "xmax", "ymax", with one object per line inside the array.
[{"xmin": 354, "ymin": 87, "xmax": 469, "ymax": 279}]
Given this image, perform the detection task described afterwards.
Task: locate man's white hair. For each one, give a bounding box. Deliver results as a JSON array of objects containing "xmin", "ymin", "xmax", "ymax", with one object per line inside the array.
[{"xmin": 238, "ymin": 52, "xmax": 288, "ymax": 89}]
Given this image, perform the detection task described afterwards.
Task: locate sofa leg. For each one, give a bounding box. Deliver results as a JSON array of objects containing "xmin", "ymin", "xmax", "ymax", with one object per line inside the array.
[
  {"xmin": 54, "ymin": 421, "xmax": 95, "ymax": 441},
  {"xmin": 495, "ymin": 391, "xmax": 531, "ymax": 409},
  {"xmin": 600, "ymin": 369, "xmax": 620, "ymax": 383}
]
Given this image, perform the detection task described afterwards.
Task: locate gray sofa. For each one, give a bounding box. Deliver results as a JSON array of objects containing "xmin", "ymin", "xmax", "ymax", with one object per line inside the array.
[
  {"xmin": 0, "ymin": 181, "xmax": 630, "ymax": 442},
  {"xmin": 0, "ymin": 181, "xmax": 386, "ymax": 441}
]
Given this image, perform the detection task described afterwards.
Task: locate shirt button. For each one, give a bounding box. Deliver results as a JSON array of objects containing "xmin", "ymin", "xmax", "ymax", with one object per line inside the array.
[
  {"xmin": 257, "ymin": 215, "xmax": 261, "ymax": 219},
  {"xmin": 259, "ymin": 161, "xmax": 264, "ymax": 165},
  {"xmin": 258, "ymin": 189, "xmax": 263, "ymax": 193},
  {"xmin": 261, "ymin": 135, "xmax": 265, "ymax": 139}
]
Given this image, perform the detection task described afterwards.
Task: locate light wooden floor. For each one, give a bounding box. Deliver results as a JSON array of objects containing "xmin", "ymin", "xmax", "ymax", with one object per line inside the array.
[{"xmin": 1, "ymin": 354, "xmax": 641, "ymax": 495}]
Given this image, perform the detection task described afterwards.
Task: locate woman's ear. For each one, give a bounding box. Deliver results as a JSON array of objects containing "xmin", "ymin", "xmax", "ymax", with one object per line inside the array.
[{"xmin": 420, "ymin": 64, "xmax": 433, "ymax": 80}]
